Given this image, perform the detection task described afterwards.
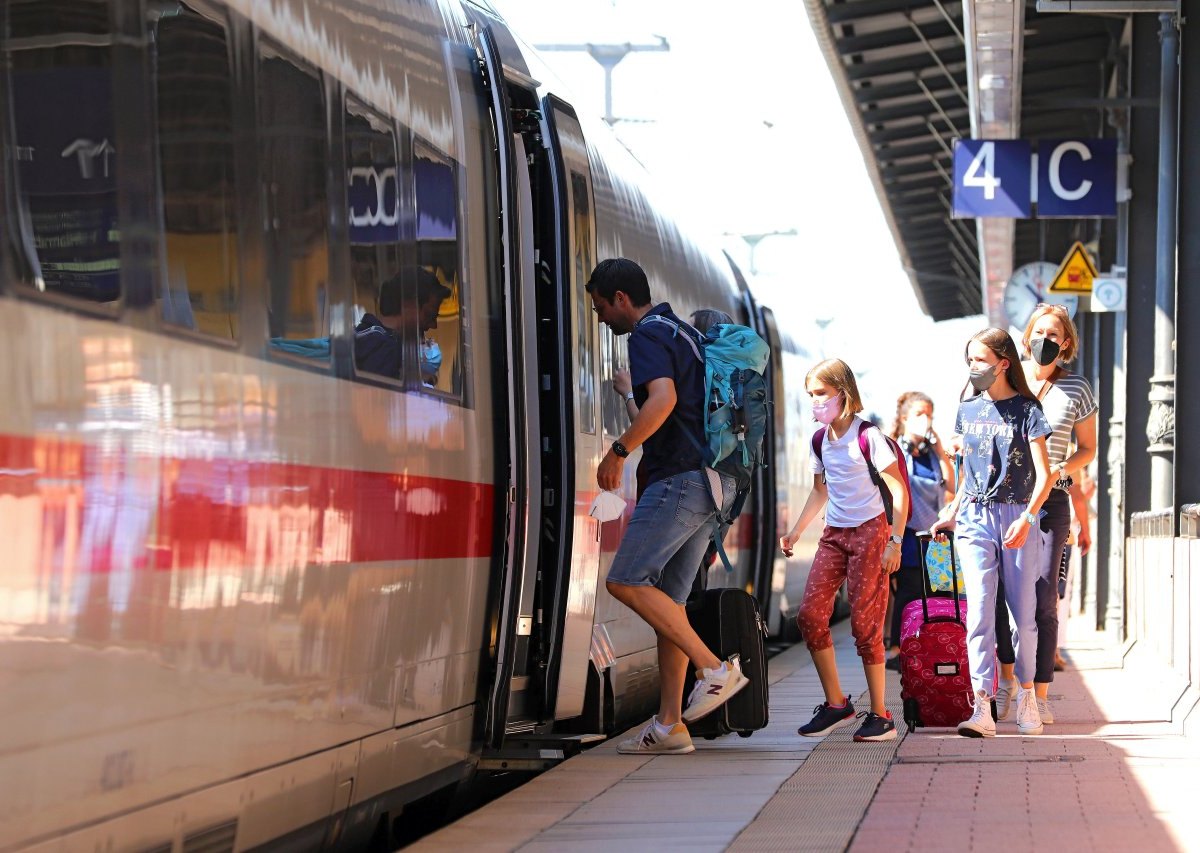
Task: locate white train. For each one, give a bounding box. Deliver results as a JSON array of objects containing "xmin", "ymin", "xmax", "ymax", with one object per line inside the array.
[{"xmin": 0, "ymin": 0, "xmax": 824, "ymax": 849}]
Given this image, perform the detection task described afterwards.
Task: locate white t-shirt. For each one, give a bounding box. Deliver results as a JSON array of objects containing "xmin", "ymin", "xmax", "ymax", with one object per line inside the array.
[{"xmin": 811, "ymin": 417, "xmax": 897, "ymax": 527}]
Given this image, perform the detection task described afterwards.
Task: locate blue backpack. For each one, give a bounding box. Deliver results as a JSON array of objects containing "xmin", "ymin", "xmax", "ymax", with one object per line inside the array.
[{"xmin": 640, "ymin": 317, "xmax": 772, "ymax": 570}]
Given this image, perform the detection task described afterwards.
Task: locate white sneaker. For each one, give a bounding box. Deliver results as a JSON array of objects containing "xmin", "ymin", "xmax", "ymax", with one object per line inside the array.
[
  {"xmin": 1036, "ymin": 696, "xmax": 1054, "ymax": 725},
  {"xmin": 1016, "ymin": 687, "xmax": 1044, "ymax": 735},
  {"xmin": 616, "ymin": 717, "xmax": 695, "ymax": 754},
  {"xmin": 957, "ymin": 689, "xmax": 996, "ymax": 738},
  {"xmin": 994, "ymin": 678, "xmax": 1018, "ymax": 721},
  {"xmin": 682, "ymin": 655, "xmax": 749, "ymax": 723}
]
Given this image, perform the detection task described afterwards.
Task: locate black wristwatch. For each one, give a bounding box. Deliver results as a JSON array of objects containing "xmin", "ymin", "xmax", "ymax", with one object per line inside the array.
[{"xmin": 612, "ymin": 441, "xmax": 629, "ymax": 458}]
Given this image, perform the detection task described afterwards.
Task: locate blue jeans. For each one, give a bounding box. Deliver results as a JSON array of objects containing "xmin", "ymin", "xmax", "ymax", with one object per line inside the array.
[
  {"xmin": 956, "ymin": 501, "xmax": 1043, "ymax": 694},
  {"xmin": 607, "ymin": 469, "xmax": 737, "ymax": 604}
]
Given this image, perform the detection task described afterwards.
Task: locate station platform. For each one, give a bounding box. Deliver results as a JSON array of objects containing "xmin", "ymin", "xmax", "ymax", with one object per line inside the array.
[{"xmin": 411, "ymin": 621, "xmax": 1200, "ymax": 852}]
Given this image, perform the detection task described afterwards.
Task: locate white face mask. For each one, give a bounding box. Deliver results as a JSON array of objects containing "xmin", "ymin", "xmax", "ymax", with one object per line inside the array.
[{"xmin": 906, "ymin": 414, "xmax": 931, "ymax": 437}]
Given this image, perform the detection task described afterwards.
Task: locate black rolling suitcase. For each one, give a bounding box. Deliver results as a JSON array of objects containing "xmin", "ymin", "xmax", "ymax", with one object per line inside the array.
[{"xmin": 684, "ymin": 587, "xmax": 770, "ymax": 739}]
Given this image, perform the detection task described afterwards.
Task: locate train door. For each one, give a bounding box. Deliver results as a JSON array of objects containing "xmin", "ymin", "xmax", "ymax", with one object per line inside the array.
[
  {"xmin": 537, "ymin": 98, "xmax": 604, "ymax": 722},
  {"xmin": 474, "ymin": 25, "xmax": 545, "ymax": 748}
]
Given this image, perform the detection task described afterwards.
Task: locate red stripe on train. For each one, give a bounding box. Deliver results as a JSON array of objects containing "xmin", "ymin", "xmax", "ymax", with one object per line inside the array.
[{"xmin": 0, "ymin": 433, "xmax": 494, "ymax": 572}]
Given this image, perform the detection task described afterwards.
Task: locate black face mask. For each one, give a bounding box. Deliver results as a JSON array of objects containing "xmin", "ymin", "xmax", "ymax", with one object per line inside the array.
[{"xmin": 1030, "ymin": 337, "xmax": 1061, "ymax": 367}]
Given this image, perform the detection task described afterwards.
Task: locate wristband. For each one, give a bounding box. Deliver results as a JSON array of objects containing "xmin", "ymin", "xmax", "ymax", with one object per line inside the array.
[
  {"xmin": 1023, "ymin": 511, "xmax": 1037, "ymax": 526},
  {"xmin": 623, "ymin": 390, "xmax": 635, "ymax": 402},
  {"xmin": 612, "ymin": 441, "xmax": 629, "ymax": 458}
]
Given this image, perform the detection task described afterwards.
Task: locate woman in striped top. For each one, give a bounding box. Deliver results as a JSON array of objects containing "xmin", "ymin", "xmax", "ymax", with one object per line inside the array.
[{"xmin": 993, "ymin": 304, "xmax": 1097, "ymax": 725}]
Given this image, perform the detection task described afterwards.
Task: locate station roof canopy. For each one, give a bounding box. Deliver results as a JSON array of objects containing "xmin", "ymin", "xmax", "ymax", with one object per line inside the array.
[{"xmin": 804, "ymin": 0, "xmax": 1125, "ymax": 322}]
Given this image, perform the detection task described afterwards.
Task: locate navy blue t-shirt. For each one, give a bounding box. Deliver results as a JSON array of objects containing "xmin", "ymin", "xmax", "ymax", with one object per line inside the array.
[
  {"xmin": 628, "ymin": 303, "xmax": 706, "ymax": 489},
  {"xmin": 955, "ymin": 394, "xmax": 1052, "ymax": 504}
]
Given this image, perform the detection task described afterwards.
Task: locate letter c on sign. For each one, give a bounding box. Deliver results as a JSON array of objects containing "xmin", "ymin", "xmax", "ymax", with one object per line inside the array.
[{"xmin": 1048, "ymin": 141, "xmax": 1093, "ymax": 202}]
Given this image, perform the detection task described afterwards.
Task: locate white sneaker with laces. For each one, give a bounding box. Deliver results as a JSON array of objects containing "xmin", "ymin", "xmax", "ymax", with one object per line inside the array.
[
  {"xmin": 1016, "ymin": 687, "xmax": 1044, "ymax": 735},
  {"xmin": 682, "ymin": 655, "xmax": 749, "ymax": 723},
  {"xmin": 1037, "ymin": 697, "xmax": 1054, "ymax": 724},
  {"xmin": 994, "ymin": 678, "xmax": 1018, "ymax": 721},
  {"xmin": 616, "ymin": 717, "xmax": 695, "ymax": 754},
  {"xmin": 957, "ymin": 689, "xmax": 996, "ymax": 738}
]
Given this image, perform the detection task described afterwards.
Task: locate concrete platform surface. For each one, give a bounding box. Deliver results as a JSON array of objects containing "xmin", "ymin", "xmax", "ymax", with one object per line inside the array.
[{"xmin": 409, "ymin": 620, "xmax": 1200, "ymax": 852}]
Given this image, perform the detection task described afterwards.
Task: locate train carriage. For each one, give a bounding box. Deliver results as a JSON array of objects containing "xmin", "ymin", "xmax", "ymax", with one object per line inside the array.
[{"xmin": 0, "ymin": 1, "xmax": 819, "ymax": 849}]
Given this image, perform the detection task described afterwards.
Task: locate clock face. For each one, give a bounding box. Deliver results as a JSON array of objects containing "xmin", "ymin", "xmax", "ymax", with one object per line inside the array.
[{"xmin": 1003, "ymin": 261, "xmax": 1079, "ymax": 330}]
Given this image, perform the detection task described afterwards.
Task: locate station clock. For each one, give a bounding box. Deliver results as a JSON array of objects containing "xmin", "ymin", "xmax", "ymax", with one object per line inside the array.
[{"xmin": 1003, "ymin": 261, "xmax": 1080, "ymax": 330}]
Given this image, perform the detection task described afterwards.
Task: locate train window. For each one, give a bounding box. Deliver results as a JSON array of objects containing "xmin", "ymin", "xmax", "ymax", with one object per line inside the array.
[
  {"xmin": 151, "ymin": 3, "xmax": 239, "ymax": 339},
  {"xmin": 600, "ymin": 326, "xmax": 630, "ymax": 438},
  {"xmin": 4, "ymin": 0, "xmax": 121, "ymax": 302},
  {"xmin": 258, "ymin": 42, "xmax": 330, "ymax": 358},
  {"xmin": 414, "ymin": 141, "xmax": 462, "ymax": 398},
  {"xmin": 571, "ymin": 171, "xmax": 597, "ymax": 434},
  {"xmin": 345, "ymin": 97, "xmax": 407, "ymax": 383}
]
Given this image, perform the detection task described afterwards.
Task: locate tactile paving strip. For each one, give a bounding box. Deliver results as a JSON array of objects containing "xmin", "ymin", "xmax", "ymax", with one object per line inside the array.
[{"xmin": 726, "ymin": 689, "xmax": 903, "ymax": 852}]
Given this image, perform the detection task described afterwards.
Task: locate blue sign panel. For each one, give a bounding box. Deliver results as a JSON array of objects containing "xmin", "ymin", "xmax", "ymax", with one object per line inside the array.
[
  {"xmin": 952, "ymin": 139, "xmax": 1031, "ymax": 218},
  {"xmin": 1036, "ymin": 139, "xmax": 1118, "ymax": 217}
]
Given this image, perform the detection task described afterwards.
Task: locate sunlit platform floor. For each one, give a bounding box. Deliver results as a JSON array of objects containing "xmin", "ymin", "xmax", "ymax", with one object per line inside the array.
[{"xmin": 409, "ymin": 618, "xmax": 1200, "ymax": 852}]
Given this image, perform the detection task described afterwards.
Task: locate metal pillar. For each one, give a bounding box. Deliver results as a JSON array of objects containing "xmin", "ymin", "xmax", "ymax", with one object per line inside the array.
[
  {"xmin": 1176, "ymin": 0, "xmax": 1200, "ymax": 510},
  {"xmin": 1126, "ymin": 18, "xmax": 1159, "ymax": 521},
  {"xmin": 1148, "ymin": 13, "xmax": 1179, "ymax": 512}
]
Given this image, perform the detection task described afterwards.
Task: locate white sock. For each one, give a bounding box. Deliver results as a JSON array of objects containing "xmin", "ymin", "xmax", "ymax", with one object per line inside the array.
[
  {"xmin": 1001, "ymin": 677, "xmax": 1017, "ymax": 689},
  {"xmin": 714, "ymin": 661, "xmax": 729, "ymax": 676},
  {"xmin": 653, "ymin": 716, "xmax": 675, "ymax": 737}
]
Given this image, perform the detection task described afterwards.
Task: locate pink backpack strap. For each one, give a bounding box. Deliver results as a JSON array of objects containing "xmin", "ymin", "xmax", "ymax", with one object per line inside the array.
[
  {"xmin": 856, "ymin": 420, "xmax": 873, "ymax": 465},
  {"xmin": 810, "ymin": 427, "xmax": 827, "ymax": 464}
]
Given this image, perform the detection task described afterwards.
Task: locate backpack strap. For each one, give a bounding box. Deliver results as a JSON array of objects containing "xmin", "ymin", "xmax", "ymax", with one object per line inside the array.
[
  {"xmin": 810, "ymin": 427, "xmax": 826, "ymax": 465},
  {"xmin": 638, "ymin": 314, "xmax": 704, "ymax": 364}
]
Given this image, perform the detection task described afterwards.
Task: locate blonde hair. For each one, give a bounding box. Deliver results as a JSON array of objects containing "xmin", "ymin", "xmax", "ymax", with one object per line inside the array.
[
  {"xmin": 805, "ymin": 358, "xmax": 864, "ymax": 419},
  {"xmin": 1022, "ymin": 304, "xmax": 1081, "ymax": 364}
]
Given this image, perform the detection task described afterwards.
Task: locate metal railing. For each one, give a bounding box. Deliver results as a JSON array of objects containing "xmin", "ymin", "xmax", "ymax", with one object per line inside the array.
[
  {"xmin": 1182, "ymin": 504, "xmax": 1200, "ymax": 539},
  {"xmin": 1130, "ymin": 508, "xmax": 1175, "ymax": 537}
]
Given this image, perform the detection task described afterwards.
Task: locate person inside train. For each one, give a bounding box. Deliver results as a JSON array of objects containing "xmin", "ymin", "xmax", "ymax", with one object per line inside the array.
[
  {"xmin": 587, "ymin": 259, "xmax": 749, "ymax": 755},
  {"xmin": 779, "ymin": 359, "xmax": 908, "ymax": 743},
  {"xmin": 884, "ymin": 391, "xmax": 956, "ymax": 670},
  {"xmin": 354, "ymin": 268, "xmax": 449, "ymax": 384},
  {"xmin": 991, "ymin": 304, "xmax": 1096, "ymax": 726},
  {"xmin": 931, "ymin": 328, "xmax": 1053, "ymax": 738}
]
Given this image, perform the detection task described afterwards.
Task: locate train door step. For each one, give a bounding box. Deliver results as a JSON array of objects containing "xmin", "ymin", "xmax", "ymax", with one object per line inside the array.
[{"xmin": 477, "ymin": 733, "xmax": 605, "ymax": 772}]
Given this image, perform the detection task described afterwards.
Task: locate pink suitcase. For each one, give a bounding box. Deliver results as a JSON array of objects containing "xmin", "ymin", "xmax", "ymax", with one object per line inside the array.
[{"xmin": 899, "ymin": 533, "xmax": 994, "ymax": 730}]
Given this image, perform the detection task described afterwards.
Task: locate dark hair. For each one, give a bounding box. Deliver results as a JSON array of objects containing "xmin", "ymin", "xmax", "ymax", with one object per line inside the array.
[
  {"xmin": 962, "ymin": 327, "xmax": 1037, "ymax": 401},
  {"xmin": 378, "ymin": 269, "xmax": 450, "ymax": 316},
  {"xmin": 689, "ymin": 308, "xmax": 734, "ymax": 334},
  {"xmin": 890, "ymin": 391, "xmax": 933, "ymax": 440},
  {"xmin": 584, "ymin": 258, "xmax": 651, "ymax": 306}
]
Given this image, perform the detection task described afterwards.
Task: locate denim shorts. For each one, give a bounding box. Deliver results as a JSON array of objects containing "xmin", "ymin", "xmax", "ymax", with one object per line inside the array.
[{"xmin": 607, "ymin": 469, "xmax": 737, "ymax": 604}]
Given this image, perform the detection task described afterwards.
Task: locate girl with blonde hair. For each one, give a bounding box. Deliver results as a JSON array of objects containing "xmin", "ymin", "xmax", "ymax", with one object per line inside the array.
[{"xmin": 780, "ymin": 358, "xmax": 909, "ymax": 742}]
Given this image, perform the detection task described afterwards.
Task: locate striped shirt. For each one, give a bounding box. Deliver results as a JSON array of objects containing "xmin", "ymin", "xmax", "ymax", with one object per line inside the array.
[{"xmin": 1039, "ymin": 373, "xmax": 1097, "ymax": 490}]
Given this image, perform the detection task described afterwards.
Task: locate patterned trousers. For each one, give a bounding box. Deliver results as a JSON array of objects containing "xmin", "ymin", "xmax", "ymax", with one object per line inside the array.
[{"xmin": 796, "ymin": 513, "xmax": 890, "ymax": 665}]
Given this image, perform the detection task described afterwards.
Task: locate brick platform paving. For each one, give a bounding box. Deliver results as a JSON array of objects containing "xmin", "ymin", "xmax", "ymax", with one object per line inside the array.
[{"xmin": 852, "ymin": 630, "xmax": 1200, "ymax": 852}]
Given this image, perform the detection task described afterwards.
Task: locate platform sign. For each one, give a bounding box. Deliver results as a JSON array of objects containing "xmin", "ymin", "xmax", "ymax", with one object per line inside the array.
[
  {"xmin": 1049, "ymin": 241, "xmax": 1098, "ymax": 294},
  {"xmin": 952, "ymin": 140, "xmax": 1032, "ymax": 218},
  {"xmin": 1036, "ymin": 139, "xmax": 1118, "ymax": 217}
]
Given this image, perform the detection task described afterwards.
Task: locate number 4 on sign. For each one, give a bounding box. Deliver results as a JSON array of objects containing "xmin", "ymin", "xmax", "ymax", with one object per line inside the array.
[{"xmin": 964, "ymin": 141, "xmax": 1000, "ymax": 200}]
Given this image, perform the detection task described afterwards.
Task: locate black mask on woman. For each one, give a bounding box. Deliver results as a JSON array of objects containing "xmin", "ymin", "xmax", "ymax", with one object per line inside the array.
[{"xmin": 1030, "ymin": 337, "xmax": 1061, "ymax": 367}]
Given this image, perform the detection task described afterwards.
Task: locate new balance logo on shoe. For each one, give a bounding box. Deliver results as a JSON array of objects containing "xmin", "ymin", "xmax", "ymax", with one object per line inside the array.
[{"xmin": 682, "ymin": 656, "xmax": 750, "ymax": 723}]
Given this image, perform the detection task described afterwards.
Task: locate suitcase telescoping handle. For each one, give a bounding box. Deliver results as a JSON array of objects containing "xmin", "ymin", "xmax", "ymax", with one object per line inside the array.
[{"xmin": 915, "ymin": 530, "xmax": 963, "ymax": 626}]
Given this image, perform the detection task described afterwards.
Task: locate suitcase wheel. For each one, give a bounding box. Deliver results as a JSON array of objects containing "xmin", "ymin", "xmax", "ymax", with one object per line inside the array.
[
  {"xmin": 903, "ymin": 697, "xmax": 922, "ymax": 732},
  {"xmin": 703, "ymin": 734, "xmax": 719, "ymax": 741},
  {"xmin": 737, "ymin": 731, "xmax": 753, "ymax": 738}
]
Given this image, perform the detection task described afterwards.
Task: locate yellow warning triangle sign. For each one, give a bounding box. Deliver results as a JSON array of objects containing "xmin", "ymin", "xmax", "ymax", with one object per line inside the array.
[{"xmin": 1049, "ymin": 242, "xmax": 1098, "ymax": 294}]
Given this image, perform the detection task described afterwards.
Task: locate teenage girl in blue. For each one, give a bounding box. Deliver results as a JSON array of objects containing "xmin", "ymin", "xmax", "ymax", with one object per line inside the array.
[{"xmin": 931, "ymin": 328, "xmax": 1053, "ymax": 737}]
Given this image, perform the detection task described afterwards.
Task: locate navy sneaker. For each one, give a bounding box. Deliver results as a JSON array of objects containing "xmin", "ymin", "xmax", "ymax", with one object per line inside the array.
[
  {"xmin": 798, "ymin": 699, "xmax": 856, "ymax": 737},
  {"xmin": 853, "ymin": 711, "xmax": 898, "ymax": 742}
]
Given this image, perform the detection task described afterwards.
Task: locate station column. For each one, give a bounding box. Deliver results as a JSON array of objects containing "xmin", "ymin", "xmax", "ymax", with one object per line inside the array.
[{"xmin": 1175, "ymin": 1, "xmax": 1200, "ymax": 510}]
